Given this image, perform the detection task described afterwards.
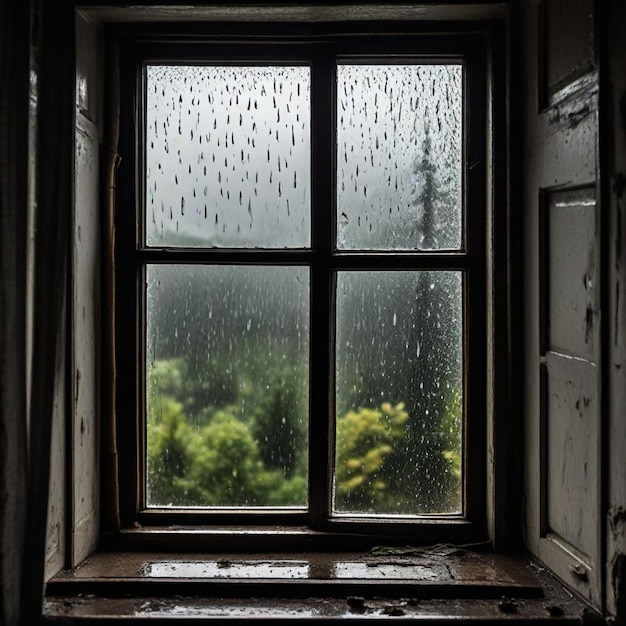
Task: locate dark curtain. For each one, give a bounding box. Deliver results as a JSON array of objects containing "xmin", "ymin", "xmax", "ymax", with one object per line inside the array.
[
  {"xmin": 0, "ymin": 0, "xmax": 30, "ymax": 623},
  {"xmin": 21, "ymin": 0, "xmax": 74, "ymax": 620},
  {"xmin": 1, "ymin": 0, "xmax": 75, "ymax": 622}
]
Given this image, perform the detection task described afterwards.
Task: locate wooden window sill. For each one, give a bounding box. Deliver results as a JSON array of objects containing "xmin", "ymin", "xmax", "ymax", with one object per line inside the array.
[
  {"xmin": 43, "ymin": 550, "xmax": 600, "ymax": 622},
  {"xmin": 104, "ymin": 522, "xmax": 482, "ymax": 552}
]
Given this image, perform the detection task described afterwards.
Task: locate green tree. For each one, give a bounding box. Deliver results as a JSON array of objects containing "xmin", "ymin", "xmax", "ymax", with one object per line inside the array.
[
  {"xmin": 394, "ymin": 123, "xmax": 464, "ymax": 513},
  {"xmin": 147, "ymin": 356, "xmax": 465, "ymax": 514},
  {"xmin": 148, "ymin": 355, "xmax": 238, "ymax": 427},
  {"xmin": 252, "ymin": 366, "xmax": 307, "ymax": 479},
  {"xmin": 146, "ymin": 357, "xmax": 308, "ymax": 506},
  {"xmin": 182, "ymin": 410, "xmax": 269, "ymax": 506},
  {"xmin": 438, "ymin": 385, "xmax": 462, "ymax": 512},
  {"xmin": 335, "ymin": 402, "xmax": 409, "ymax": 513},
  {"xmin": 146, "ymin": 397, "xmax": 194, "ymax": 505}
]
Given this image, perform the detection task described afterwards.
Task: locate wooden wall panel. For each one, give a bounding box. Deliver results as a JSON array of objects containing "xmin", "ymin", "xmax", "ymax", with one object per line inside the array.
[
  {"xmin": 523, "ymin": 0, "xmax": 602, "ymax": 607},
  {"xmin": 545, "ymin": 352, "xmax": 598, "ymax": 562},
  {"xmin": 44, "ymin": 331, "xmax": 67, "ymax": 580},
  {"xmin": 72, "ymin": 119, "xmax": 100, "ymax": 565},
  {"xmin": 545, "ymin": 188, "xmax": 597, "ymax": 361},
  {"xmin": 70, "ymin": 13, "xmax": 103, "ymax": 568},
  {"xmin": 544, "ymin": 0, "xmax": 594, "ymax": 89},
  {"xmin": 42, "ymin": 43, "xmax": 66, "ymax": 580},
  {"xmin": 539, "ymin": 0, "xmax": 596, "ymax": 108}
]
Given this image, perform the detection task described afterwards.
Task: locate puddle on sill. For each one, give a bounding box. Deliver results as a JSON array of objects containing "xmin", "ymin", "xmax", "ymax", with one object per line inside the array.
[
  {"xmin": 141, "ymin": 560, "xmax": 449, "ymax": 580},
  {"xmin": 137, "ymin": 600, "xmax": 327, "ymax": 618}
]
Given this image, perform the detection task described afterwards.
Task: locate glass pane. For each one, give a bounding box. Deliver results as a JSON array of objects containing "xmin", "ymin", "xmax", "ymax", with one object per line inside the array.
[
  {"xmin": 146, "ymin": 65, "xmax": 311, "ymax": 248},
  {"xmin": 334, "ymin": 271, "xmax": 463, "ymax": 515},
  {"xmin": 146, "ymin": 265, "xmax": 309, "ymax": 507},
  {"xmin": 337, "ymin": 64, "xmax": 462, "ymax": 251}
]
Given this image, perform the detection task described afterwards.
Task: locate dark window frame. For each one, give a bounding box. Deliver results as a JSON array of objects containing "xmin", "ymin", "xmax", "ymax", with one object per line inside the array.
[{"xmin": 113, "ymin": 23, "xmax": 489, "ymax": 546}]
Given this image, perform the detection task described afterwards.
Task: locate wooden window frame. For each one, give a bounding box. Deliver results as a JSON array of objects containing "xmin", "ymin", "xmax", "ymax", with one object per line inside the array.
[{"xmin": 112, "ymin": 22, "xmax": 490, "ymax": 548}]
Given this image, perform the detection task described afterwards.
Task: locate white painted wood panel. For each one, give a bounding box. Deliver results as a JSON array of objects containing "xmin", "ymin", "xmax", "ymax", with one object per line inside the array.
[
  {"xmin": 70, "ymin": 13, "xmax": 103, "ymax": 567},
  {"xmin": 547, "ymin": 188, "xmax": 597, "ymax": 361},
  {"xmin": 44, "ymin": 336, "xmax": 67, "ymax": 580},
  {"xmin": 545, "ymin": 351, "xmax": 598, "ymax": 561},
  {"xmin": 72, "ymin": 119, "xmax": 100, "ymax": 565},
  {"xmin": 522, "ymin": 0, "xmax": 602, "ymax": 608}
]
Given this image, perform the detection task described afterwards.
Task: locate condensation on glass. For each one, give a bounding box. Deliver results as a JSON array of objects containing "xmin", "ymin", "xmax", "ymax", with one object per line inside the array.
[
  {"xmin": 146, "ymin": 265, "xmax": 310, "ymax": 508},
  {"xmin": 334, "ymin": 271, "xmax": 463, "ymax": 515},
  {"xmin": 145, "ymin": 65, "xmax": 311, "ymax": 248},
  {"xmin": 337, "ymin": 64, "xmax": 463, "ymax": 251}
]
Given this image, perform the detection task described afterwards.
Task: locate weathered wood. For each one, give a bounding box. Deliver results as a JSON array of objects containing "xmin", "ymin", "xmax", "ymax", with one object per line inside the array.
[
  {"xmin": 71, "ymin": 13, "xmax": 104, "ymax": 567},
  {"xmin": 76, "ymin": 4, "xmax": 508, "ymax": 23},
  {"xmin": 46, "ymin": 550, "xmax": 543, "ymax": 599},
  {"xmin": 522, "ymin": 0, "xmax": 602, "ymax": 608},
  {"xmin": 544, "ymin": 188, "xmax": 597, "ymax": 361},
  {"xmin": 539, "ymin": 0, "xmax": 595, "ymax": 108}
]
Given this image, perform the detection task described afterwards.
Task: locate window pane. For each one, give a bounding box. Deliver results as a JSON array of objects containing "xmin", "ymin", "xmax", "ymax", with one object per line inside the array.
[
  {"xmin": 337, "ymin": 64, "xmax": 462, "ymax": 251},
  {"xmin": 146, "ymin": 265, "xmax": 309, "ymax": 507},
  {"xmin": 146, "ymin": 65, "xmax": 311, "ymax": 248},
  {"xmin": 334, "ymin": 271, "xmax": 463, "ymax": 515}
]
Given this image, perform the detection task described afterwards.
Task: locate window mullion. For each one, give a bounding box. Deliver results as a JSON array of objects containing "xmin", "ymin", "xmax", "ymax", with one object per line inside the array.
[{"xmin": 308, "ymin": 49, "xmax": 335, "ymax": 526}]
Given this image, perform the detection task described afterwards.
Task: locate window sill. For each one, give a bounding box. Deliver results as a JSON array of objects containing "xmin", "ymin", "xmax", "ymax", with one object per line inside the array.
[
  {"xmin": 43, "ymin": 551, "xmax": 600, "ymax": 623},
  {"xmin": 102, "ymin": 522, "xmax": 485, "ymax": 552}
]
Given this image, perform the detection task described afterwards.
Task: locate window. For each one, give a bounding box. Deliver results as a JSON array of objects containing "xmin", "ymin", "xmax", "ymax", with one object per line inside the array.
[{"xmin": 115, "ymin": 27, "xmax": 487, "ymax": 539}]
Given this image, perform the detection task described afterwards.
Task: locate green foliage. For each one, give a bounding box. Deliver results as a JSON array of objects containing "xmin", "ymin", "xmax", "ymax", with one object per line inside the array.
[
  {"xmin": 146, "ymin": 356, "xmax": 462, "ymax": 513},
  {"xmin": 182, "ymin": 410, "xmax": 270, "ymax": 506},
  {"xmin": 439, "ymin": 386, "xmax": 462, "ymax": 511},
  {"xmin": 148, "ymin": 358, "xmax": 186, "ymax": 409},
  {"xmin": 147, "ymin": 356, "xmax": 238, "ymax": 427},
  {"xmin": 335, "ymin": 402, "xmax": 409, "ymax": 513},
  {"xmin": 146, "ymin": 358, "xmax": 307, "ymax": 507},
  {"xmin": 264, "ymin": 473, "xmax": 307, "ymax": 506},
  {"xmin": 146, "ymin": 397, "xmax": 193, "ymax": 505},
  {"xmin": 251, "ymin": 366, "xmax": 307, "ymax": 478}
]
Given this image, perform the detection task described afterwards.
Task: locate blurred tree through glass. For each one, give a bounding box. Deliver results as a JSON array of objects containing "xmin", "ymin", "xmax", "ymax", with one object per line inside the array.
[
  {"xmin": 335, "ymin": 271, "xmax": 463, "ymax": 515},
  {"xmin": 146, "ymin": 265, "xmax": 310, "ymax": 507},
  {"xmin": 337, "ymin": 64, "xmax": 462, "ymax": 250}
]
